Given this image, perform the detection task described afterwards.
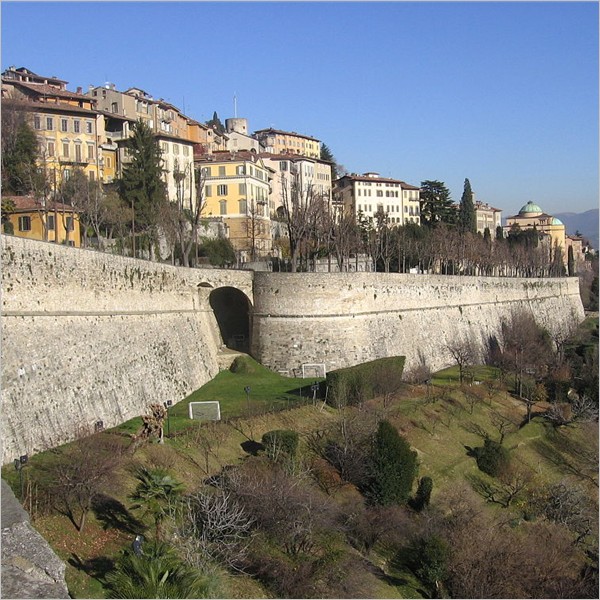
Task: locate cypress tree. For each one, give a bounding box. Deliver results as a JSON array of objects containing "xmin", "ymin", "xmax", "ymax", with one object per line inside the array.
[
  {"xmin": 119, "ymin": 120, "xmax": 167, "ymax": 256},
  {"xmin": 567, "ymin": 245, "xmax": 575, "ymax": 276},
  {"xmin": 458, "ymin": 178, "xmax": 477, "ymax": 234},
  {"xmin": 370, "ymin": 420, "xmax": 417, "ymax": 505}
]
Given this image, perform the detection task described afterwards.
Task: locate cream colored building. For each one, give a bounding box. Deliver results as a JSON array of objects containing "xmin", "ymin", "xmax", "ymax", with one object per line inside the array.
[
  {"xmin": 253, "ymin": 128, "xmax": 321, "ymax": 159},
  {"xmin": 474, "ymin": 200, "xmax": 502, "ymax": 235},
  {"xmin": 260, "ymin": 153, "xmax": 333, "ymax": 217},
  {"xmin": 88, "ymin": 84, "xmax": 196, "ymax": 205},
  {"xmin": 334, "ymin": 172, "xmax": 421, "ymax": 226}
]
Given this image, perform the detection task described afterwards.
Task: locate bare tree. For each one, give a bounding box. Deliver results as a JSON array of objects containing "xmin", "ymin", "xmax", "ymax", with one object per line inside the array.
[
  {"xmin": 45, "ymin": 428, "xmax": 125, "ymax": 533},
  {"xmin": 172, "ymin": 487, "xmax": 254, "ymax": 571},
  {"xmin": 446, "ymin": 338, "xmax": 477, "ymax": 385}
]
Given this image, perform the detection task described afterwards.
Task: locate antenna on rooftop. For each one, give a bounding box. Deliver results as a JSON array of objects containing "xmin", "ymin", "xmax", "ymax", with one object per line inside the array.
[{"xmin": 233, "ymin": 92, "xmax": 237, "ymax": 118}]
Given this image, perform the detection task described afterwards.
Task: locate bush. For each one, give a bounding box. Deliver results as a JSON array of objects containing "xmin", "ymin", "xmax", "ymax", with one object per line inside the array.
[
  {"xmin": 326, "ymin": 357, "xmax": 405, "ymax": 407},
  {"xmin": 261, "ymin": 430, "xmax": 299, "ymax": 460},
  {"xmin": 369, "ymin": 420, "xmax": 417, "ymax": 506},
  {"xmin": 474, "ymin": 439, "xmax": 510, "ymax": 477},
  {"xmin": 407, "ymin": 535, "xmax": 450, "ymax": 593},
  {"xmin": 229, "ymin": 355, "xmax": 260, "ymax": 375}
]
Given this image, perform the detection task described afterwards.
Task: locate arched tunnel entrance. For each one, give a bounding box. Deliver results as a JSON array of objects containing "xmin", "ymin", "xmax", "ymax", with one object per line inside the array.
[{"xmin": 209, "ymin": 286, "xmax": 252, "ymax": 353}]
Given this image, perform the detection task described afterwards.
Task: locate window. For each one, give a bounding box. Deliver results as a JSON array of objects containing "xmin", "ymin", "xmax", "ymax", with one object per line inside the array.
[
  {"xmin": 279, "ymin": 161, "xmax": 287, "ymax": 171},
  {"xmin": 217, "ymin": 184, "xmax": 228, "ymax": 196},
  {"xmin": 66, "ymin": 217, "xmax": 74, "ymax": 231},
  {"xmin": 173, "ymin": 143, "xmax": 179, "ymax": 155},
  {"xmin": 47, "ymin": 215, "xmax": 55, "ymax": 231},
  {"xmin": 239, "ymin": 199, "xmax": 247, "ymax": 214},
  {"xmin": 219, "ymin": 166, "xmax": 226, "ymax": 176},
  {"xmin": 86, "ymin": 121, "xmax": 93, "ymax": 134},
  {"xmin": 62, "ymin": 142, "xmax": 69, "ymax": 158},
  {"xmin": 47, "ymin": 141, "xmax": 55, "ymax": 157},
  {"xmin": 73, "ymin": 120, "xmax": 80, "ymax": 133},
  {"xmin": 219, "ymin": 200, "xmax": 227, "ymax": 215},
  {"xmin": 61, "ymin": 119, "xmax": 69, "ymax": 132},
  {"xmin": 205, "ymin": 185, "xmax": 212, "ymax": 197},
  {"xmin": 237, "ymin": 165, "xmax": 245, "ymax": 175},
  {"xmin": 87, "ymin": 144, "xmax": 94, "ymax": 159},
  {"xmin": 34, "ymin": 115, "xmax": 41, "ymax": 129},
  {"xmin": 75, "ymin": 144, "xmax": 82, "ymax": 162},
  {"xmin": 202, "ymin": 167, "xmax": 211, "ymax": 177},
  {"xmin": 63, "ymin": 169, "xmax": 71, "ymax": 180},
  {"xmin": 18, "ymin": 216, "xmax": 31, "ymax": 232},
  {"xmin": 182, "ymin": 146, "xmax": 189, "ymax": 156},
  {"xmin": 239, "ymin": 183, "xmax": 246, "ymax": 195},
  {"xmin": 376, "ymin": 190, "xmax": 383, "ymax": 197},
  {"xmin": 111, "ymin": 102, "xmax": 118, "ymax": 114},
  {"xmin": 105, "ymin": 156, "xmax": 112, "ymax": 168},
  {"xmin": 46, "ymin": 117, "xmax": 54, "ymax": 130}
]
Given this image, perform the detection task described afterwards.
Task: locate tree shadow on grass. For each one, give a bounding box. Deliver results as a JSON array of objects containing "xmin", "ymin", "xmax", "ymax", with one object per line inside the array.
[
  {"xmin": 92, "ymin": 493, "xmax": 146, "ymax": 535},
  {"xmin": 69, "ymin": 553, "xmax": 114, "ymax": 583},
  {"xmin": 241, "ymin": 439, "xmax": 264, "ymax": 455}
]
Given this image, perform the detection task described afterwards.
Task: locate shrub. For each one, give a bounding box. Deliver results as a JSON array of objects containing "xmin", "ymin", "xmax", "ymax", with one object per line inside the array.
[
  {"xmin": 407, "ymin": 535, "xmax": 450, "ymax": 593},
  {"xmin": 261, "ymin": 430, "xmax": 299, "ymax": 460},
  {"xmin": 229, "ymin": 355, "xmax": 260, "ymax": 375},
  {"xmin": 474, "ymin": 439, "xmax": 510, "ymax": 477},
  {"xmin": 326, "ymin": 357, "xmax": 405, "ymax": 407},
  {"xmin": 369, "ymin": 420, "xmax": 417, "ymax": 506}
]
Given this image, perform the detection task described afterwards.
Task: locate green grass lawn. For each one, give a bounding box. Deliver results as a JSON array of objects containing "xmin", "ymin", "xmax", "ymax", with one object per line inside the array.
[{"xmin": 114, "ymin": 355, "xmax": 324, "ymax": 436}]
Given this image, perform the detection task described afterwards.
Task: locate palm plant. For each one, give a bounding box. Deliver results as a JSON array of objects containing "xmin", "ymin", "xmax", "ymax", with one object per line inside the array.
[
  {"xmin": 130, "ymin": 467, "xmax": 183, "ymax": 541},
  {"xmin": 105, "ymin": 540, "xmax": 218, "ymax": 598}
]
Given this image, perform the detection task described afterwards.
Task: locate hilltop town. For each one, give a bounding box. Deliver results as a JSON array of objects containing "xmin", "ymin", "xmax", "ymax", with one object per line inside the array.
[{"xmin": 1, "ymin": 66, "xmax": 594, "ymax": 275}]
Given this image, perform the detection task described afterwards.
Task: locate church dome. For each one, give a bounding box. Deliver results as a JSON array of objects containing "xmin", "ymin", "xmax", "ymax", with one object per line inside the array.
[
  {"xmin": 519, "ymin": 201, "xmax": 543, "ymax": 216},
  {"xmin": 551, "ymin": 217, "xmax": 564, "ymax": 226}
]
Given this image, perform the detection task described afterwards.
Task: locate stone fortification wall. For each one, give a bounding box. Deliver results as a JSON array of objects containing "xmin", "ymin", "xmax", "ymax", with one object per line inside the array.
[
  {"xmin": 1, "ymin": 236, "xmax": 585, "ymax": 463},
  {"xmin": 251, "ymin": 272, "xmax": 584, "ymax": 375},
  {"xmin": 1, "ymin": 236, "xmax": 253, "ymax": 463}
]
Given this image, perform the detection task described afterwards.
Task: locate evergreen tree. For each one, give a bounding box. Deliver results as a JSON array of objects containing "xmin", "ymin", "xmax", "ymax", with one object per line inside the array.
[
  {"xmin": 119, "ymin": 120, "xmax": 167, "ymax": 257},
  {"xmin": 412, "ymin": 476, "xmax": 433, "ymax": 511},
  {"xmin": 1, "ymin": 109, "xmax": 42, "ymax": 195},
  {"xmin": 483, "ymin": 227, "xmax": 492, "ymax": 245},
  {"xmin": 205, "ymin": 111, "xmax": 225, "ymax": 133},
  {"xmin": 419, "ymin": 180, "xmax": 456, "ymax": 227},
  {"xmin": 458, "ymin": 178, "xmax": 477, "ymax": 234},
  {"xmin": 370, "ymin": 420, "xmax": 417, "ymax": 505},
  {"xmin": 320, "ymin": 142, "xmax": 340, "ymax": 179},
  {"xmin": 495, "ymin": 225, "xmax": 504, "ymax": 241},
  {"xmin": 567, "ymin": 245, "xmax": 575, "ymax": 276}
]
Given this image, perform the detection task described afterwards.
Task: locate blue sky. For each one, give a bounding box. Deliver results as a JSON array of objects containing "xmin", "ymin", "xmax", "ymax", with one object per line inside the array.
[{"xmin": 2, "ymin": 1, "xmax": 598, "ymax": 216}]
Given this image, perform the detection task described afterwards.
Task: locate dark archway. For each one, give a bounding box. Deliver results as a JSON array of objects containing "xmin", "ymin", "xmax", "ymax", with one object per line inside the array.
[{"xmin": 209, "ymin": 287, "xmax": 252, "ymax": 352}]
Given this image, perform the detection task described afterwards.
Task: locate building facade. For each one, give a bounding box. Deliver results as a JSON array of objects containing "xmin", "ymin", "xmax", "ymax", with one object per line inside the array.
[
  {"xmin": 253, "ymin": 128, "xmax": 321, "ymax": 159},
  {"xmin": 2, "ymin": 195, "xmax": 81, "ymax": 247},
  {"xmin": 334, "ymin": 172, "xmax": 421, "ymax": 225},
  {"xmin": 195, "ymin": 151, "xmax": 274, "ymax": 261},
  {"xmin": 474, "ymin": 200, "xmax": 502, "ymax": 235},
  {"xmin": 2, "ymin": 67, "xmax": 104, "ymax": 187}
]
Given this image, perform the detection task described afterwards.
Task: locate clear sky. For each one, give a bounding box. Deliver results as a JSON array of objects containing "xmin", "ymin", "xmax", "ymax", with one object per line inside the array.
[{"xmin": 1, "ymin": 1, "xmax": 598, "ymax": 216}]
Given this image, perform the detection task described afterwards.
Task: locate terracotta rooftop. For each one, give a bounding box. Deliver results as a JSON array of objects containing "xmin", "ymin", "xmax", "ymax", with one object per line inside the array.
[
  {"xmin": 336, "ymin": 173, "xmax": 420, "ymax": 190},
  {"xmin": 4, "ymin": 79, "xmax": 94, "ymax": 102},
  {"xmin": 253, "ymin": 128, "xmax": 320, "ymax": 142},
  {"xmin": 3, "ymin": 195, "xmax": 79, "ymax": 213}
]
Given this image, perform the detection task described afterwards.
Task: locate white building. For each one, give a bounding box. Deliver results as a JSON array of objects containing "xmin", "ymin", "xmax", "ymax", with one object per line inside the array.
[{"xmin": 334, "ymin": 172, "xmax": 421, "ymax": 225}]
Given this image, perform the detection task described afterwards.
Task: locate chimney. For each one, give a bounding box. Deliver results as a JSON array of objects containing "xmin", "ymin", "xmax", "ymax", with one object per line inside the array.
[{"xmin": 76, "ymin": 86, "xmax": 82, "ymax": 94}]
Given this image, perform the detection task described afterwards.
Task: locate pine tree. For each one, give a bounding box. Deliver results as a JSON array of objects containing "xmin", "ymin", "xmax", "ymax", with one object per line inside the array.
[
  {"xmin": 119, "ymin": 120, "xmax": 167, "ymax": 257},
  {"xmin": 320, "ymin": 142, "xmax": 340, "ymax": 179},
  {"xmin": 419, "ymin": 180, "xmax": 455, "ymax": 227},
  {"xmin": 458, "ymin": 178, "xmax": 477, "ymax": 234},
  {"xmin": 370, "ymin": 420, "xmax": 417, "ymax": 505}
]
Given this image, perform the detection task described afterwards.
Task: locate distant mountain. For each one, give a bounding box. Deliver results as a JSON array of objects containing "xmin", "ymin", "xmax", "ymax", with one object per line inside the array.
[{"xmin": 554, "ymin": 209, "xmax": 599, "ymax": 250}]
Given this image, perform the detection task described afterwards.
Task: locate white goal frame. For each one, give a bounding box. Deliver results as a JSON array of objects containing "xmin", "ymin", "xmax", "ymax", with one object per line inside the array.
[
  {"xmin": 301, "ymin": 363, "xmax": 327, "ymax": 378},
  {"xmin": 188, "ymin": 401, "xmax": 221, "ymax": 421}
]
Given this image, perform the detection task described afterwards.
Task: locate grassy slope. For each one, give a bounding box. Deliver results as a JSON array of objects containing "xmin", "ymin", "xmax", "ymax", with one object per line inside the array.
[{"xmin": 4, "ymin": 357, "xmax": 598, "ymax": 598}]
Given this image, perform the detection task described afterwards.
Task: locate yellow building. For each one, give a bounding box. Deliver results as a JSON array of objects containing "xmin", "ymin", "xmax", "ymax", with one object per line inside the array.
[
  {"xmin": 2, "ymin": 67, "xmax": 103, "ymax": 187},
  {"xmin": 504, "ymin": 201, "xmax": 566, "ymax": 253},
  {"xmin": 253, "ymin": 128, "xmax": 321, "ymax": 159},
  {"xmin": 196, "ymin": 151, "xmax": 274, "ymax": 260},
  {"xmin": 2, "ymin": 195, "xmax": 81, "ymax": 247}
]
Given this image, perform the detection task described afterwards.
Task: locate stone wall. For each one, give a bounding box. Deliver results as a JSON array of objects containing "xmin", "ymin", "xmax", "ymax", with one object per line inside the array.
[
  {"xmin": 251, "ymin": 272, "xmax": 584, "ymax": 375},
  {"xmin": 1, "ymin": 236, "xmax": 253, "ymax": 463},
  {"xmin": 1, "ymin": 236, "xmax": 585, "ymax": 463}
]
